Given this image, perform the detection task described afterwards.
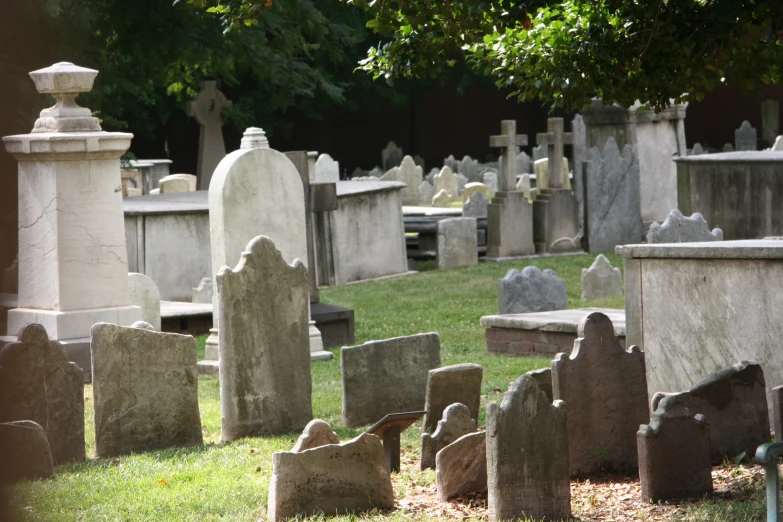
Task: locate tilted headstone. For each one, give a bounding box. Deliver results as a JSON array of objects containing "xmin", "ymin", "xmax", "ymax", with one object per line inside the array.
[
  {"xmin": 91, "ymin": 323, "xmax": 203, "ymax": 457},
  {"xmin": 482, "ymin": 171, "xmax": 498, "ymax": 197},
  {"xmin": 381, "ymin": 140, "xmax": 404, "ymax": 171},
  {"xmin": 379, "ymin": 155, "xmax": 422, "ymax": 206},
  {"xmin": 533, "ymin": 157, "xmax": 571, "ymax": 190},
  {"xmin": 341, "ymin": 333, "xmax": 441, "ymax": 427},
  {"xmin": 314, "ymin": 153, "xmax": 340, "ymax": 183},
  {"xmin": 127, "ymin": 272, "xmax": 161, "ymax": 331},
  {"xmin": 0, "ymin": 421, "xmax": 54, "ymax": 485},
  {"xmin": 217, "ymin": 236, "xmax": 313, "ymax": 439},
  {"xmin": 462, "ymin": 182, "xmax": 488, "ymax": 202},
  {"xmin": 773, "ymin": 136, "xmax": 783, "ymax": 151},
  {"xmin": 192, "ymin": 276, "xmax": 213, "ymax": 304},
  {"xmin": 421, "ymin": 403, "xmax": 477, "ymax": 470},
  {"xmin": 647, "ymin": 209, "xmax": 723, "ymax": 243},
  {"xmin": 268, "ymin": 433, "xmax": 394, "ymax": 521},
  {"xmin": 638, "ymin": 403, "xmax": 712, "ymax": 502},
  {"xmin": 436, "ymin": 218, "xmax": 478, "ymax": 269},
  {"xmin": 762, "ymin": 99, "xmax": 780, "ymax": 145},
  {"xmin": 458, "ymin": 155, "xmax": 481, "ymax": 182},
  {"xmin": 188, "ymin": 80, "xmax": 231, "ymax": 190},
  {"xmin": 552, "ymin": 312, "xmax": 648, "ymax": 476},
  {"xmin": 516, "ymin": 150, "xmax": 531, "ymax": 174},
  {"xmin": 515, "ymin": 174, "xmax": 531, "ymax": 193},
  {"xmin": 436, "ymin": 431, "xmax": 487, "ymax": 501},
  {"xmin": 581, "ymin": 254, "xmax": 622, "ymax": 300},
  {"xmin": 651, "ymin": 361, "xmax": 770, "ymax": 463},
  {"xmin": 584, "ymin": 137, "xmax": 641, "ymax": 253},
  {"xmin": 291, "ymin": 419, "xmax": 340, "ymax": 453},
  {"xmin": 418, "ymin": 180, "xmax": 435, "ymax": 205},
  {"xmin": 423, "ymin": 363, "xmax": 483, "ymax": 434},
  {"xmin": 432, "ymin": 189, "xmax": 453, "ymax": 208},
  {"xmin": 456, "ymin": 173, "xmax": 468, "ymax": 194},
  {"xmin": 734, "ymin": 120, "xmax": 758, "ymax": 151},
  {"xmin": 487, "ymin": 374, "xmax": 570, "ymax": 522},
  {"xmin": 434, "ymin": 166, "xmax": 459, "ymax": 200},
  {"xmin": 497, "ymin": 266, "xmax": 567, "ymax": 315},
  {"xmin": 0, "ymin": 324, "xmax": 84, "ymax": 464},
  {"xmin": 462, "ymin": 191, "xmax": 488, "ymax": 218}
]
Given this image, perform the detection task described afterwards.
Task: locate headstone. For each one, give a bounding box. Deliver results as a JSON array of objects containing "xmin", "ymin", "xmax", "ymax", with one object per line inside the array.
[
  {"xmin": 487, "ymin": 374, "xmax": 570, "ymax": 522},
  {"xmin": 722, "ymin": 143, "xmax": 735, "ymax": 152},
  {"xmin": 434, "ymin": 166, "xmax": 459, "ymax": 200},
  {"xmin": 572, "ymin": 114, "xmax": 587, "ymax": 234},
  {"xmin": 516, "ymin": 150, "xmax": 531, "ymax": 174},
  {"xmin": 315, "ymin": 153, "xmax": 340, "ymax": 183},
  {"xmin": 423, "ymin": 363, "xmax": 483, "ymax": 434},
  {"xmin": 341, "ymin": 333, "xmax": 441, "ymax": 427},
  {"xmin": 267, "ymin": 433, "xmax": 394, "ymax": 521},
  {"xmin": 127, "ymin": 272, "xmax": 161, "ymax": 331},
  {"xmin": 773, "ymin": 136, "xmax": 783, "ymax": 151},
  {"xmin": 418, "ymin": 180, "xmax": 435, "ymax": 205},
  {"xmin": 647, "ymin": 209, "xmax": 723, "ymax": 243},
  {"xmin": 690, "ymin": 143, "xmax": 705, "ymax": 155},
  {"xmin": 381, "ymin": 140, "xmax": 404, "ymax": 171},
  {"xmin": 638, "ymin": 403, "xmax": 712, "ymax": 502},
  {"xmin": 762, "ymin": 100, "xmax": 780, "ymax": 145},
  {"xmin": 444, "ymin": 154, "xmax": 459, "ymax": 173},
  {"xmin": 0, "ymin": 421, "xmax": 54, "ymax": 485},
  {"xmin": 91, "ymin": 323, "xmax": 203, "ymax": 457},
  {"xmin": 456, "ymin": 173, "xmax": 468, "ymax": 194},
  {"xmin": 734, "ymin": 120, "xmax": 758, "ymax": 151},
  {"xmin": 1, "ymin": 255, "xmax": 17, "ymax": 294},
  {"xmin": 188, "ymin": 80, "xmax": 232, "ymax": 190},
  {"xmin": 350, "ymin": 167, "xmax": 365, "ymax": 179},
  {"xmin": 515, "ymin": 174, "xmax": 531, "ymax": 193},
  {"xmin": 527, "ymin": 367, "xmax": 553, "ymax": 402},
  {"xmin": 532, "ymin": 144, "xmax": 547, "ymax": 162},
  {"xmin": 533, "ymin": 157, "xmax": 571, "ymax": 190},
  {"xmin": 651, "ymin": 361, "xmax": 770, "ymax": 463},
  {"xmin": 432, "ymin": 189, "xmax": 453, "ymax": 208},
  {"xmin": 0, "ymin": 324, "xmax": 84, "ymax": 464},
  {"xmin": 413, "ymin": 154, "xmax": 425, "ymax": 169},
  {"xmin": 436, "ymin": 431, "xmax": 487, "ymax": 501},
  {"xmin": 552, "ymin": 312, "xmax": 648, "ymax": 476},
  {"xmin": 217, "ymin": 236, "xmax": 313, "ymax": 440},
  {"xmin": 458, "ymin": 155, "xmax": 481, "ymax": 183},
  {"xmin": 379, "ymin": 155, "xmax": 422, "ymax": 206},
  {"xmin": 497, "ymin": 266, "xmax": 567, "ymax": 315},
  {"xmin": 581, "ymin": 254, "xmax": 622, "ymax": 300},
  {"xmin": 369, "ymin": 166, "xmax": 384, "ymax": 178},
  {"xmin": 421, "ymin": 403, "xmax": 477, "ymax": 470},
  {"xmin": 583, "ymin": 137, "xmax": 641, "ymax": 253},
  {"xmin": 463, "ymin": 182, "xmax": 488, "ymax": 202},
  {"xmin": 291, "ymin": 419, "xmax": 340, "ymax": 453},
  {"xmin": 191, "ymin": 276, "xmax": 213, "ymax": 304},
  {"xmin": 482, "ymin": 171, "xmax": 498, "ymax": 198},
  {"xmin": 462, "ymin": 191, "xmax": 488, "ymax": 218},
  {"xmin": 426, "ymin": 167, "xmax": 439, "ymax": 184},
  {"xmin": 158, "ymin": 176, "xmax": 191, "ymax": 194},
  {"xmin": 436, "ymin": 218, "xmax": 478, "ymax": 269}
]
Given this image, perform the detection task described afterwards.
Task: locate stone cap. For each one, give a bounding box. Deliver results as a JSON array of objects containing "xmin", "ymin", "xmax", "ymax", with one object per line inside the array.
[
  {"xmin": 240, "ymin": 127, "xmax": 269, "ymax": 149},
  {"xmin": 3, "ymin": 131, "xmax": 132, "ymax": 160},
  {"xmin": 480, "ymin": 307, "xmax": 625, "ymax": 336},
  {"xmin": 28, "ymin": 62, "xmax": 102, "ymax": 133},
  {"xmin": 675, "ymin": 151, "xmax": 783, "ymax": 163},
  {"xmin": 616, "ymin": 239, "xmax": 783, "ymax": 259},
  {"xmin": 336, "ymin": 180, "xmax": 407, "ymax": 197}
]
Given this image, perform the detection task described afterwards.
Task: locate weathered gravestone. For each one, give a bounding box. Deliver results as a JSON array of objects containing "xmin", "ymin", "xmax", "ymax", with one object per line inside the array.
[
  {"xmin": 572, "ymin": 114, "xmax": 587, "ymax": 233},
  {"xmin": 315, "ymin": 153, "xmax": 340, "ymax": 183},
  {"xmin": 638, "ymin": 403, "xmax": 712, "ymax": 502},
  {"xmin": 341, "ymin": 333, "xmax": 441, "ymax": 427},
  {"xmin": 0, "ymin": 420, "xmax": 54, "ymax": 485},
  {"xmin": 722, "ymin": 143, "xmax": 735, "ymax": 152},
  {"xmin": 291, "ymin": 419, "xmax": 340, "ymax": 452},
  {"xmin": 380, "ymin": 155, "xmax": 422, "ymax": 206},
  {"xmin": 532, "ymin": 144, "xmax": 547, "ymax": 162},
  {"xmin": 462, "ymin": 191, "xmax": 488, "ymax": 218},
  {"xmin": 458, "ymin": 155, "xmax": 481, "ymax": 182},
  {"xmin": 382, "ymin": 141, "xmax": 404, "ymax": 171},
  {"xmin": 515, "ymin": 174, "xmax": 531, "ymax": 194},
  {"xmin": 159, "ymin": 174, "xmax": 195, "ymax": 193},
  {"xmin": 218, "ymin": 236, "xmax": 313, "ymax": 440},
  {"xmin": 0, "ymin": 324, "xmax": 84, "ymax": 464},
  {"xmin": 432, "ymin": 189, "xmax": 452, "ymax": 208},
  {"xmin": 651, "ymin": 361, "xmax": 770, "ymax": 463},
  {"xmin": 191, "ymin": 276, "xmax": 213, "ymax": 304},
  {"xmin": 413, "ymin": 154, "xmax": 426, "ymax": 169},
  {"xmin": 188, "ymin": 80, "xmax": 231, "ymax": 190},
  {"xmin": 773, "ymin": 136, "xmax": 783, "ymax": 151},
  {"xmin": 528, "ymin": 367, "xmax": 554, "ymax": 402},
  {"xmin": 436, "ymin": 218, "xmax": 478, "ymax": 269},
  {"xmin": 434, "ymin": 166, "xmax": 459, "ymax": 200},
  {"xmin": 584, "ymin": 137, "xmax": 641, "ymax": 253},
  {"xmin": 267, "ymin": 433, "xmax": 394, "ymax": 521},
  {"xmin": 423, "ymin": 363, "xmax": 483, "ymax": 434},
  {"xmin": 581, "ymin": 254, "xmax": 623, "ymax": 300},
  {"xmin": 482, "ymin": 171, "xmax": 498, "ymax": 197},
  {"xmin": 647, "ymin": 209, "xmax": 723, "ymax": 243},
  {"xmin": 487, "ymin": 374, "xmax": 570, "ymax": 522},
  {"xmin": 421, "ymin": 403, "xmax": 477, "ymax": 470},
  {"xmin": 497, "ymin": 266, "xmax": 567, "ymax": 315},
  {"xmin": 533, "ymin": 157, "xmax": 571, "ymax": 190},
  {"xmin": 436, "ymin": 431, "xmax": 487, "ymax": 501},
  {"xmin": 444, "ymin": 155, "xmax": 459, "ymax": 173},
  {"xmin": 91, "ymin": 323, "xmax": 203, "ymax": 457},
  {"xmin": 418, "ymin": 180, "xmax": 435, "ymax": 205},
  {"xmin": 552, "ymin": 312, "xmax": 648, "ymax": 476},
  {"xmin": 690, "ymin": 143, "xmax": 705, "ymax": 155},
  {"xmin": 516, "ymin": 150, "xmax": 531, "ymax": 174},
  {"xmin": 462, "ymin": 182, "xmax": 488, "ymax": 202},
  {"xmin": 735, "ymin": 120, "xmax": 758, "ymax": 151},
  {"xmin": 127, "ymin": 272, "xmax": 161, "ymax": 331}
]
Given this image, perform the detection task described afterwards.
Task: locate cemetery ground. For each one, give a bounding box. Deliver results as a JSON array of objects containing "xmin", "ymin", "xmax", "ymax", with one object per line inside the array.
[{"xmin": 8, "ymin": 254, "xmax": 769, "ymax": 521}]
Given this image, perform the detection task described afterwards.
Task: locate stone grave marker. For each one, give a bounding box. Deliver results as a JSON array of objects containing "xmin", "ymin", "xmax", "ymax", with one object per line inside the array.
[
  {"xmin": 382, "ymin": 141, "xmax": 404, "ymax": 170},
  {"xmin": 647, "ymin": 209, "xmax": 723, "ymax": 243},
  {"xmin": 426, "ymin": 167, "xmax": 439, "ymax": 184},
  {"xmin": 413, "ymin": 154, "xmax": 425, "ymax": 169},
  {"xmin": 690, "ymin": 143, "xmax": 705, "ymax": 155},
  {"xmin": 436, "ymin": 218, "xmax": 478, "ymax": 269},
  {"xmin": 292, "ymin": 419, "xmax": 340, "ymax": 452},
  {"xmin": 458, "ymin": 155, "xmax": 481, "ymax": 182},
  {"xmin": 418, "ymin": 180, "xmax": 435, "ymax": 205},
  {"xmin": 0, "ymin": 324, "xmax": 84, "ymax": 464},
  {"xmin": 581, "ymin": 254, "xmax": 622, "ymax": 300},
  {"xmin": 572, "ymin": 114, "xmax": 587, "ymax": 232},
  {"xmin": 369, "ymin": 166, "xmax": 384, "ymax": 178},
  {"xmin": 497, "ymin": 266, "xmax": 567, "ymax": 315},
  {"xmin": 192, "ymin": 276, "xmax": 213, "ymax": 304},
  {"xmin": 528, "ymin": 367, "xmax": 553, "ymax": 402},
  {"xmin": 341, "ymin": 333, "xmax": 441, "ymax": 427},
  {"xmin": 160, "ymin": 173, "xmax": 197, "ymax": 192},
  {"xmin": 773, "ymin": 136, "xmax": 783, "ymax": 151},
  {"xmin": 482, "ymin": 171, "xmax": 498, "ymax": 197},
  {"xmin": 552, "ymin": 312, "xmax": 648, "ymax": 476},
  {"xmin": 463, "ymin": 182, "xmax": 488, "ymax": 202},
  {"xmin": 91, "ymin": 323, "xmax": 203, "ymax": 457},
  {"xmin": 0, "ymin": 421, "xmax": 54, "ymax": 485},
  {"xmin": 487, "ymin": 374, "xmax": 570, "ymax": 522},
  {"xmin": 762, "ymin": 100, "xmax": 780, "ymax": 145},
  {"xmin": 722, "ymin": 143, "xmax": 735, "ymax": 152},
  {"xmin": 380, "ymin": 155, "xmax": 422, "ymax": 206},
  {"xmin": 651, "ymin": 361, "xmax": 770, "ymax": 463},
  {"xmin": 436, "ymin": 431, "xmax": 487, "ymax": 501},
  {"xmin": 315, "ymin": 153, "xmax": 340, "ymax": 183},
  {"xmin": 434, "ymin": 166, "xmax": 459, "ymax": 200},
  {"xmin": 217, "ymin": 236, "xmax": 313, "ymax": 440},
  {"xmin": 421, "ymin": 403, "xmax": 477, "ymax": 469},
  {"xmin": 432, "ymin": 189, "xmax": 452, "ymax": 208},
  {"xmin": 443, "ymin": 154, "xmax": 458, "ymax": 172},
  {"xmin": 462, "ymin": 191, "xmax": 488, "ymax": 218},
  {"xmin": 188, "ymin": 80, "xmax": 231, "ymax": 190},
  {"xmin": 127, "ymin": 272, "xmax": 161, "ymax": 330},
  {"xmin": 515, "ymin": 174, "xmax": 531, "ymax": 193},
  {"xmin": 516, "ymin": 150, "xmax": 531, "ymax": 174},
  {"xmin": 423, "ymin": 363, "xmax": 483, "ymax": 434},
  {"xmin": 533, "ymin": 157, "xmax": 571, "ymax": 190},
  {"xmin": 532, "ymin": 144, "xmax": 547, "ymax": 162},
  {"xmin": 735, "ymin": 120, "xmax": 758, "ymax": 151},
  {"xmin": 457, "ymin": 173, "xmax": 468, "ymax": 194}
]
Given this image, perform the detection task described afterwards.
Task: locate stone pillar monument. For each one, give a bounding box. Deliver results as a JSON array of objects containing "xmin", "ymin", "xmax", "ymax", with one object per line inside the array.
[
  {"xmin": 188, "ymin": 80, "xmax": 231, "ymax": 191},
  {"xmin": 2, "ymin": 62, "xmax": 141, "ymax": 371}
]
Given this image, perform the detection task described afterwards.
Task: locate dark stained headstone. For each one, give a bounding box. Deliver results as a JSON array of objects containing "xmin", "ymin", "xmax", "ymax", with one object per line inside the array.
[
  {"xmin": 422, "ymin": 363, "xmax": 483, "ymax": 434},
  {"xmin": 0, "ymin": 420, "xmax": 55, "ymax": 484}
]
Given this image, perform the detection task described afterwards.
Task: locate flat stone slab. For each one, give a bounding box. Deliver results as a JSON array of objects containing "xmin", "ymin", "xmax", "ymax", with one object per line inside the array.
[
  {"xmin": 160, "ymin": 300, "xmax": 213, "ymax": 318},
  {"xmin": 616, "ymin": 239, "xmax": 783, "ymax": 259},
  {"xmin": 403, "ymin": 206, "xmax": 463, "ymax": 217}
]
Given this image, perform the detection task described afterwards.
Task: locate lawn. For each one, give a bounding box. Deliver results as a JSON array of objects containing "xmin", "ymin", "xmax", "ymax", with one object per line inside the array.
[{"xmin": 8, "ymin": 253, "xmax": 768, "ymax": 521}]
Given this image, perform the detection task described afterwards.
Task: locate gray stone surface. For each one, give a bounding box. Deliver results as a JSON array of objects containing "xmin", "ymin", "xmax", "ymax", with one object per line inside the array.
[
  {"xmin": 487, "ymin": 374, "xmax": 570, "ymax": 522},
  {"xmin": 91, "ymin": 323, "xmax": 203, "ymax": 458},
  {"xmin": 532, "ymin": 144, "xmax": 547, "ymax": 162},
  {"xmin": 462, "ymin": 191, "xmax": 488, "ymax": 218},
  {"xmin": 341, "ymin": 333, "xmax": 441, "ymax": 427},
  {"xmin": 773, "ymin": 136, "xmax": 783, "ymax": 151},
  {"xmin": 292, "ymin": 419, "xmax": 340, "ymax": 452},
  {"xmin": 481, "ymin": 307, "xmax": 626, "ymax": 335},
  {"xmin": 432, "ymin": 189, "xmax": 452, "ymax": 208},
  {"xmin": 380, "ymin": 155, "xmax": 422, "ymax": 206},
  {"xmin": 482, "ymin": 171, "xmax": 498, "ymax": 197},
  {"xmin": 457, "ymin": 173, "xmax": 468, "ymax": 194},
  {"xmin": 436, "ymin": 431, "xmax": 487, "ymax": 501},
  {"xmin": 421, "ymin": 403, "xmax": 477, "ymax": 470},
  {"xmin": 418, "ymin": 180, "xmax": 435, "ymax": 206},
  {"xmin": 516, "ymin": 151, "xmax": 531, "ymax": 174},
  {"xmin": 552, "ymin": 312, "xmax": 648, "ymax": 476},
  {"xmin": 651, "ymin": 361, "xmax": 770, "ymax": 463},
  {"xmin": 572, "ymin": 114, "xmax": 587, "ymax": 234},
  {"xmin": 532, "ymin": 188, "xmax": 581, "ymax": 254},
  {"xmin": 382, "ymin": 141, "xmax": 404, "ymax": 171},
  {"xmin": 444, "ymin": 155, "xmax": 458, "ymax": 173},
  {"xmin": 0, "ymin": 420, "xmax": 54, "ymax": 485},
  {"xmin": 191, "ymin": 276, "xmax": 213, "ymax": 304},
  {"xmin": 690, "ymin": 143, "xmax": 704, "ymax": 155},
  {"xmin": 486, "ymin": 191, "xmax": 534, "ymax": 258},
  {"xmin": 436, "ymin": 218, "xmax": 478, "ymax": 269},
  {"xmin": 218, "ymin": 236, "xmax": 312, "ymax": 440},
  {"xmin": 0, "ymin": 324, "xmax": 84, "ymax": 465},
  {"xmin": 581, "ymin": 254, "xmax": 623, "ymax": 300},
  {"xmin": 188, "ymin": 80, "xmax": 231, "ymax": 190},
  {"xmin": 647, "ymin": 209, "xmax": 723, "ymax": 243},
  {"xmin": 735, "ymin": 120, "xmax": 758, "ymax": 151},
  {"xmin": 423, "ymin": 363, "xmax": 483, "ymax": 434},
  {"xmin": 638, "ymin": 404, "xmax": 712, "ymax": 502},
  {"xmin": 515, "ymin": 174, "xmax": 531, "ymax": 193},
  {"xmin": 268, "ymin": 433, "xmax": 394, "ymax": 521},
  {"xmin": 527, "ymin": 367, "xmax": 553, "ymax": 402},
  {"xmin": 497, "ymin": 266, "xmax": 567, "ymax": 315},
  {"xmin": 127, "ymin": 272, "xmax": 161, "ymax": 330},
  {"xmin": 315, "ymin": 153, "xmax": 340, "ymax": 183},
  {"xmin": 458, "ymin": 155, "xmax": 481, "ymax": 182},
  {"xmin": 434, "ymin": 166, "xmax": 459, "ymax": 200},
  {"xmin": 584, "ymin": 137, "xmax": 641, "ymax": 253}
]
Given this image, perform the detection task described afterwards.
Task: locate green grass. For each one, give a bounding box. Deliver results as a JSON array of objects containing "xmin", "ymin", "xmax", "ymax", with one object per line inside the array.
[{"xmin": 8, "ymin": 253, "xmax": 766, "ymax": 521}]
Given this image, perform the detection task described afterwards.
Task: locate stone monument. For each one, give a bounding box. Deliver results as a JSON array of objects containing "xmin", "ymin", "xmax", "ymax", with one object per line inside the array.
[{"xmin": 188, "ymin": 80, "xmax": 231, "ymax": 190}]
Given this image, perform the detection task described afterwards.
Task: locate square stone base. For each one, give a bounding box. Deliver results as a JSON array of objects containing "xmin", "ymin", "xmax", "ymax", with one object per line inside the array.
[
  {"xmin": 487, "ymin": 191, "xmax": 534, "ymax": 258},
  {"xmin": 7, "ymin": 305, "xmax": 142, "ymax": 340},
  {"xmin": 533, "ymin": 188, "xmax": 581, "ymax": 253}
]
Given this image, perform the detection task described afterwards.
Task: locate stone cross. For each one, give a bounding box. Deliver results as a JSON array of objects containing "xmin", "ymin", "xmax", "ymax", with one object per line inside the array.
[
  {"xmin": 188, "ymin": 80, "xmax": 232, "ymax": 190},
  {"xmin": 489, "ymin": 121, "xmax": 528, "ymax": 192},
  {"xmin": 536, "ymin": 118, "xmax": 574, "ymax": 189}
]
